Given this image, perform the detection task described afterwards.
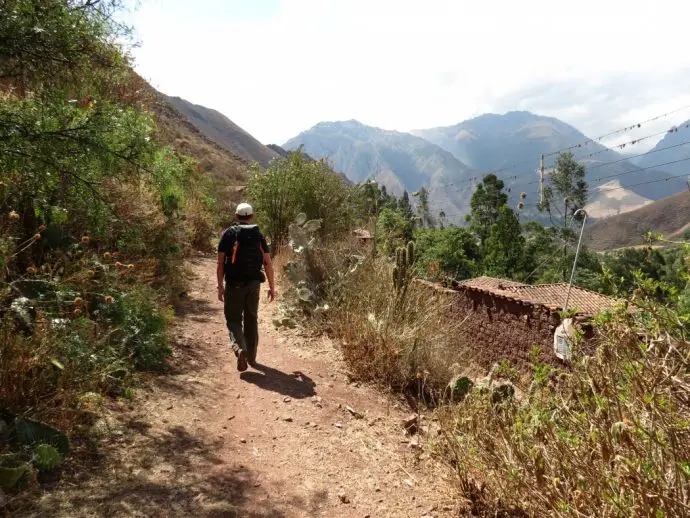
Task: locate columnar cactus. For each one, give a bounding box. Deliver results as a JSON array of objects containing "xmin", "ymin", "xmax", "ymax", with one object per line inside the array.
[{"xmin": 392, "ymin": 240, "xmax": 416, "ymax": 291}]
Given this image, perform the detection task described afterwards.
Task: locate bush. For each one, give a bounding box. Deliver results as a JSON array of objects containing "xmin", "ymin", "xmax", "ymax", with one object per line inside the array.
[
  {"xmin": 280, "ymin": 236, "xmax": 477, "ymax": 401},
  {"xmin": 0, "ymin": 3, "xmax": 219, "ymax": 496},
  {"xmin": 246, "ymin": 152, "xmax": 353, "ymax": 247},
  {"xmin": 439, "ymin": 301, "xmax": 690, "ymax": 516}
]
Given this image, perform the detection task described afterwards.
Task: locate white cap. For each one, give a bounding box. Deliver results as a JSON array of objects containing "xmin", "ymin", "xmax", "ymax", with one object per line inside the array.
[{"xmin": 235, "ymin": 202, "xmax": 253, "ymax": 217}]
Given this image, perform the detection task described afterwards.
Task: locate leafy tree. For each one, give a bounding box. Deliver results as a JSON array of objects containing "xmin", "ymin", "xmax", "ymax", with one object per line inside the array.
[
  {"xmin": 413, "ymin": 187, "xmax": 436, "ymax": 228},
  {"xmin": 483, "ymin": 205, "xmax": 524, "ymax": 278},
  {"xmin": 414, "ymin": 227, "xmax": 479, "ymax": 281},
  {"xmin": 466, "ymin": 174, "xmax": 509, "ymax": 247},
  {"xmin": 438, "ymin": 210, "xmax": 447, "ymax": 229},
  {"xmin": 353, "ymin": 180, "xmax": 397, "ymax": 222},
  {"xmin": 398, "ymin": 190, "xmax": 414, "ymax": 222},
  {"xmin": 376, "ymin": 207, "xmax": 413, "ymax": 255},
  {"xmin": 538, "ymin": 152, "xmax": 589, "ymax": 279},
  {"xmin": 246, "ymin": 152, "xmax": 352, "ymax": 247},
  {"xmin": 540, "ymin": 152, "xmax": 588, "ymax": 228}
]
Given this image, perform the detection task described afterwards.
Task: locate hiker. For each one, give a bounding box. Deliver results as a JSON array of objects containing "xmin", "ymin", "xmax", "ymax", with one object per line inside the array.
[{"xmin": 217, "ymin": 203, "xmax": 276, "ymax": 372}]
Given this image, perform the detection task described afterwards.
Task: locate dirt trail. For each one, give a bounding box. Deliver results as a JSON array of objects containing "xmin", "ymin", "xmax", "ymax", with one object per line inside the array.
[{"xmin": 28, "ymin": 257, "xmax": 458, "ymax": 518}]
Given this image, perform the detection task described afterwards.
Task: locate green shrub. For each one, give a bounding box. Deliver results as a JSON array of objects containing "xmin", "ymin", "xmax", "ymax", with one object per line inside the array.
[{"xmin": 98, "ymin": 289, "xmax": 171, "ymax": 372}]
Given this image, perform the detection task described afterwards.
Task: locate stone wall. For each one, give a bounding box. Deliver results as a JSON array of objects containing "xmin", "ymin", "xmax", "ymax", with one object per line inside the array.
[
  {"xmin": 418, "ymin": 282, "xmax": 563, "ymax": 371},
  {"xmin": 418, "ymin": 280, "xmax": 596, "ymax": 372}
]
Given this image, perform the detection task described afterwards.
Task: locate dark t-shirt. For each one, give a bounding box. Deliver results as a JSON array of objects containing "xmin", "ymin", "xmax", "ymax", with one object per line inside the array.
[{"xmin": 217, "ymin": 224, "xmax": 270, "ymax": 284}]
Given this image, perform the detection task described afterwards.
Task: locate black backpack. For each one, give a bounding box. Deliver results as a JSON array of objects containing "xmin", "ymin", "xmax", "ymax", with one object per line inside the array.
[{"xmin": 222, "ymin": 224, "xmax": 266, "ymax": 284}]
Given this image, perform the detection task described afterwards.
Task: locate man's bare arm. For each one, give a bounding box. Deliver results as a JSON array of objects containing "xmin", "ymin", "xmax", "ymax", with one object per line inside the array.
[
  {"xmin": 263, "ymin": 253, "xmax": 276, "ymax": 301},
  {"xmin": 217, "ymin": 252, "xmax": 225, "ymax": 302}
]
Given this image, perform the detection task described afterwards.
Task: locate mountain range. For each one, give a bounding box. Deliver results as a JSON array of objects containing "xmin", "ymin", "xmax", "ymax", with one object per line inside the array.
[
  {"xmin": 140, "ymin": 81, "xmax": 690, "ymax": 232},
  {"xmin": 285, "ymin": 112, "xmax": 685, "ymax": 221}
]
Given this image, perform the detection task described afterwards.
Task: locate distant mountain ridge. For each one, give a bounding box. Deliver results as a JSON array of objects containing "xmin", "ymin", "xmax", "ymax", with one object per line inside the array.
[
  {"xmin": 413, "ymin": 111, "xmax": 618, "ymax": 171},
  {"xmin": 284, "ymin": 112, "xmax": 685, "ymax": 221},
  {"xmin": 166, "ymin": 96, "xmax": 279, "ymax": 168},
  {"xmin": 635, "ymin": 120, "xmax": 690, "ymax": 175},
  {"xmin": 284, "ymin": 120, "xmax": 475, "ymax": 217}
]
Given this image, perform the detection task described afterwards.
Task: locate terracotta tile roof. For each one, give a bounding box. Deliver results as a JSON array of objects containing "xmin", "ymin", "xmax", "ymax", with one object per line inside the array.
[
  {"xmin": 456, "ymin": 277, "xmax": 622, "ymax": 316},
  {"xmin": 507, "ymin": 284, "xmax": 620, "ymax": 315},
  {"xmin": 456, "ymin": 276, "xmax": 528, "ymax": 290}
]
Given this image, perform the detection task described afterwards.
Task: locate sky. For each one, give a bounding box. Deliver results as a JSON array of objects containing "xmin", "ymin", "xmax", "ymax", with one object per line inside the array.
[{"xmin": 123, "ymin": 0, "xmax": 690, "ymax": 150}]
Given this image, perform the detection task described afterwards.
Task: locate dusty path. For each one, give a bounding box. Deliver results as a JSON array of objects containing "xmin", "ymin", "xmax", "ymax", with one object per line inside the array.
[{"xmin": 29, "ymin": 257, "xmax": 458, "ymax": 518}]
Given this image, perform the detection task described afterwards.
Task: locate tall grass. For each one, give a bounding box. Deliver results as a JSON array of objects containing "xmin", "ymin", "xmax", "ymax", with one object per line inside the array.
[
  {"xmin": 437, "ymin": 301, "xmax": 690, "ymax": 516},
  {"xmin": 284, "ymin": 239, "xmax": 478, "ymax": 402}
]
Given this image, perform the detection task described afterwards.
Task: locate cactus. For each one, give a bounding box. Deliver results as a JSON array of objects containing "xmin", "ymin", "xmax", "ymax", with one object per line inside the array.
[
  {"xmin": 407, "ymin": 241, "xmax": 415, "ymax": 265},
  {"xmin": 33, "ymin": 444, "xmax": 62, "ymax": 471},
  {"xmin": 392, "ymin": 240, "xmax": 416, "ymax": 292}
]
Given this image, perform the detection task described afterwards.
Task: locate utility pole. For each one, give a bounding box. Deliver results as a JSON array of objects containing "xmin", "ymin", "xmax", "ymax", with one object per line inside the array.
[
  {"xmin": 539, "ymin": 154, "xmax": 545, "ymax": 205},
  {"xmin": 563, "ymin": 208, "xmax": 588, "ymax": 313}
]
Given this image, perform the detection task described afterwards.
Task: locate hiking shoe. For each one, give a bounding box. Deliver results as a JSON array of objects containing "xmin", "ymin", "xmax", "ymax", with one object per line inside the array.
[{"xmin": 237, "ymin": 351, "xmax": 248, "ymax": 372}]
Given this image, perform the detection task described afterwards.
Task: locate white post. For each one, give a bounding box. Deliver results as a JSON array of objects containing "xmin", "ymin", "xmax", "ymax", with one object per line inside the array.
[{"xmin": 563, "ymin": 208, "xmax": 588, "ymax": 313}]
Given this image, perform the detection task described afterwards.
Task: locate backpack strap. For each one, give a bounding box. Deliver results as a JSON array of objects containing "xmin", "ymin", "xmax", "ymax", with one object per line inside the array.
[
  {"xmin": 231, "ymin": 240, "xmax": 239, "ymax": 264},
  {"xmin": 222, "ymin": 226, "xmax": 238, "ymax": 266}
]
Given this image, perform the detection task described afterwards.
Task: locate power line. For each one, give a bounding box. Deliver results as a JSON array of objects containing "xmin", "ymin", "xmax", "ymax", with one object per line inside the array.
[
  {"xmin": 522, "ymin": 155, "xmax": 690, "ymax": 188},
  {"xmin": 584, "ymin": 137, "xmax": 690, "ymax": 171},
  {"xmin": 428, "ymin": 173, "xmax": 689, "ymax": 218},
  {"xmin": 429, "ymin": 121, "xmax": 690, "ymax": 192},
  {"xmin": 569, "ymin": 123, "xmax": 690, "ymax": 164},
  {"xmin": 589, "ymin": 156, "xmax": 690, "ymax": 185},
  {"xmin": 544, "ymin": 104, "xmax": 690, "ymax": 158},
  {"xmin": 597, "ymin": 171, "xmax": 688, "ymax": 192}
]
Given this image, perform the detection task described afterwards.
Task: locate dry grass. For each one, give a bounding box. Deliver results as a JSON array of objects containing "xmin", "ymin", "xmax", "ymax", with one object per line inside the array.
[
  {"xmin": 282, "ymin": 236, "xmax": 690, "ymax": 516},
  {"xmin": 436, "ymin": 304, "xmax": 690, "ymax": 517},
  {"xmin": 287, "ymin": 239, "xmax": 480, "ymax": 403}
]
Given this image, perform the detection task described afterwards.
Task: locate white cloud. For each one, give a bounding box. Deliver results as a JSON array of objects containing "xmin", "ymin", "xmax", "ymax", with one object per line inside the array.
[{"xmin": 126, "ymin": 0, "xmax": 690, "ymax": 147}]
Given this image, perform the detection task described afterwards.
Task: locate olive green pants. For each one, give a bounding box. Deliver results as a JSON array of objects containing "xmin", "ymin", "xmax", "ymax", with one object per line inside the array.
[{"xmin": 223, "ymin": 281, "xmax": 261, "ymax": 363}]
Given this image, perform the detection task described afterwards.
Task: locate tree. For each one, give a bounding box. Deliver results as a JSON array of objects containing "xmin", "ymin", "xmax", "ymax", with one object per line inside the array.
[
  {"xmin": 246, "ymin": 152, "xmax": 352, "ymax": 247},
  {"xmin": 466, "ymin": 174, "xmax": 509, "ymax": 246},
  {"xmin": 538, "ymin": 152, "xmax": 589, "ymax": 279},
  {"xmin": 414, "ymin": 227, "xmax": 479, "ymax": 281},
  {"xmin": 398, "ymin": 190, "xmax": 414, "ymax": 221},
  {"xmin": 540, "ymin": 152, "xmax": 588, "ymax": 229},
  {"xmin": 413, "ymin": 187, "xmax": 436, "ymax": 228},
  {"xmin": 353, "ymin": 180, "xmax": 396, "ymax": 222},
  {"xmin": 483, "ymin": 206, "xmax": 525, "ymax": 278},
  {"xmin": 376, "ymin": 207, "xmax": 413, "ymax": 256}
]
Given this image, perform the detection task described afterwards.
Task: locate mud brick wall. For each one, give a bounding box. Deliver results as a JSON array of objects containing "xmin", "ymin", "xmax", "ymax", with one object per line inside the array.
[{"xmin": 449, "ymin": 288, "xmax": 565, "ymax": 371}]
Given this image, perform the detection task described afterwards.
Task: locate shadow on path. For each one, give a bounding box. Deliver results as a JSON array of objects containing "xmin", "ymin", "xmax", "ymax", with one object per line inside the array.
[{"xmin": 240, "ymin": 363, "xmax": 316, "ymax": 399}]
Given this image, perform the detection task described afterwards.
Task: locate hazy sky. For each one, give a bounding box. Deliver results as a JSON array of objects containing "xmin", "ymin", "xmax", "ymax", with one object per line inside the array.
[{"xmin": 124, "ymin": 0, "xmax": 690, "ymax": 149}]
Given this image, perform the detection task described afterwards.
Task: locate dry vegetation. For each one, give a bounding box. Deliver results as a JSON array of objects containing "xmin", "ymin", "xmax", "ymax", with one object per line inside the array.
[
  {"xmin": 278, "ymin": 230, "xmax": 690, "ymax": 516},
  {"xmin": 438, "ymin": 301, "xmax": 690, "ymax": 516},
  {"xmin": 584, "ymin": 190, "xmax": 690, "ymax": 250}
]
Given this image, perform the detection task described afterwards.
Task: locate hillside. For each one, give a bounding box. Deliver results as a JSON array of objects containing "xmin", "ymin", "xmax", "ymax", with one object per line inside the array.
[
  {"xmin": 134, "ymin": 79, "xmax": 249, "ymax": 186},
  {"xmin": 583, "ymin": 190, "xmax": 690, "ymax": 250},
  {"xmin": 166, "ymin": 96, "xmax": 279, "ymax": 168},
  {"xmin": 283, "ymin": 120, "xmax": 475, "ymax": 218}
]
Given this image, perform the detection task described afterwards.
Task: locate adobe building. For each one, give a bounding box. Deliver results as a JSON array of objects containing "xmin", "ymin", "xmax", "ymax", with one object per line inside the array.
[{"xmin": 426, "ymin": 276, "xmax": 624, "ymax": 371}]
